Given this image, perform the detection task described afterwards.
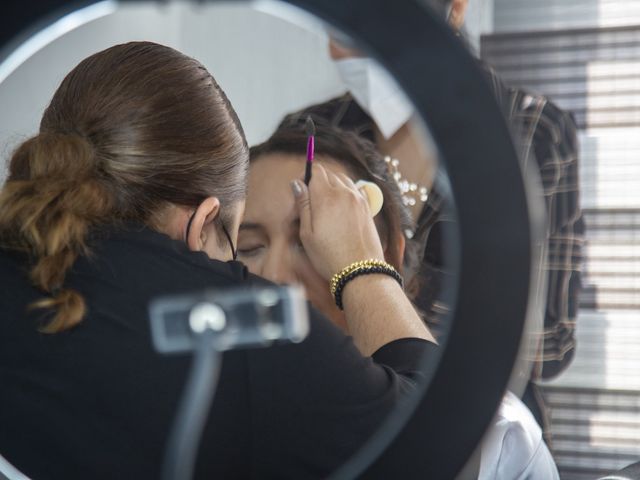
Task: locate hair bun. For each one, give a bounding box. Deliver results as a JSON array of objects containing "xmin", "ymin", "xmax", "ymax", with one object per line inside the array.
[{"xmin": 9, "ymin": 131, "xmax": 96, "ymax": 182}]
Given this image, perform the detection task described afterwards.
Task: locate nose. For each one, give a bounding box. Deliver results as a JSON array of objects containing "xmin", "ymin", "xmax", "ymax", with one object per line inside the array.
[{"xmin": 261, "ymin": 248, "xmax": 298, "ymax": 285}]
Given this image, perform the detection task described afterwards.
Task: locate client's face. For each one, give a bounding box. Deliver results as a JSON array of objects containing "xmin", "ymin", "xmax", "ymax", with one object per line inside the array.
[{"xmin": 238, "ymin": 153, "xmax": 348, "ymax": 330}]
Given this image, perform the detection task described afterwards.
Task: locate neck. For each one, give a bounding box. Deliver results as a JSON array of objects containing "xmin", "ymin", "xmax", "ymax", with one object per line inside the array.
[{"xmin": 149, "ymin": 204, "xmax": 191, "ymax": 242}]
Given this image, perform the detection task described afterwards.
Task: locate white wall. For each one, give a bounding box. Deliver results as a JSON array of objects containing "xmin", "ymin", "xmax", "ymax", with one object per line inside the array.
[
  {"xmin": 464, "ymin": 0, "xmax": 495, "ymax": 52},
  {"xmin": 0, "ymin": 0, "xmax": 495, "ymax": 181},
  {"xmin": 0, "ymin": 1, "xmax": 347, "ymax": 180}
]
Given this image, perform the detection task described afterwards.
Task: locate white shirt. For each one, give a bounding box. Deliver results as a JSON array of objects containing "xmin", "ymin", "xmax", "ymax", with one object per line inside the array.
[{"xmin": 479, "ymin": 392, "xmax": 560, "ymax": 480}]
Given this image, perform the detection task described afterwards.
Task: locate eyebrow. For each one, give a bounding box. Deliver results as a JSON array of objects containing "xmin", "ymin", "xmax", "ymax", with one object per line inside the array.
[
  {"xmin": 239, "ymin": 219, "xmax": 300, "ymax": 233},
  {"xmin": 239, "ymin": 222, "xmax": 264, "ymax": 232}
]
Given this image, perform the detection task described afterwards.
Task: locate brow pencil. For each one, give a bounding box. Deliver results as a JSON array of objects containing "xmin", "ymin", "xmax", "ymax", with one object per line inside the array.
[{"xmin": 304, "ymin": 116, "xmax": 316, "ymax": 185}]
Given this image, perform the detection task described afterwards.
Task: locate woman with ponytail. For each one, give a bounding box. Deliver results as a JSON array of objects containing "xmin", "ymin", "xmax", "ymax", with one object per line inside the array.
[
  {"xmin": 0, "ymin": 42, "xmax": 434, "ymax": 479},
  {"xmin": 0, "ymin": 132, "xmax": 114, "ymax": 332}
]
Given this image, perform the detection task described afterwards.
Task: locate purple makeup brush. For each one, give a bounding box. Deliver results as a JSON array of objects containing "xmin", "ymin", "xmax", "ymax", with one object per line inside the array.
[{"xmin": 304, "ymin": 116, "xmax": 316, "ymax": 185}]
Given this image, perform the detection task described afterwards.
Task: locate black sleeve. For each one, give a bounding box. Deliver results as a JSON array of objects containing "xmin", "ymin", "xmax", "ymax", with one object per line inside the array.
[
  {"xmin": 372, "ymin": 337, "xmax": 435, "ymax": 382},
  {"xmin": 246, "ymin": 307, "xmax": 437, "ymax": 479}
]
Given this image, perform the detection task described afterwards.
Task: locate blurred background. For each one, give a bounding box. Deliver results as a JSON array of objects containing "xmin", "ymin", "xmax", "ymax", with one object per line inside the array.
[
  {"xmin": 0, "ymin": 0, "xmax": 491, "ymax": 173},
  {"xmin": 1, "ymin": 1, "xmax": 640, "ymax": 478},
  {"xmin": 481, "ymin": 1, "xmax": 640, "ymax": 478}
]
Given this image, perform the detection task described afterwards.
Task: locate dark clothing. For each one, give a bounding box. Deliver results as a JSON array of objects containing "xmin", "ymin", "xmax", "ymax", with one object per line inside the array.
[
  {"xmin": 505, "ymin": 89, "xmax": 585, "ymax": 379},
  {"xmin": 283, "ymin": 63, "xmax": 584, "ymax": 442},
  {"xmin": 0, "ymin": 226, "xmax": 435, "ymax": 480}
]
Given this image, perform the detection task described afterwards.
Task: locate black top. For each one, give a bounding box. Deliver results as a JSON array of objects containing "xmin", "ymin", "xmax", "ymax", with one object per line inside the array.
[{"xmin": 0, "ymin": 226, "xmax": 435, "ymax": 480}]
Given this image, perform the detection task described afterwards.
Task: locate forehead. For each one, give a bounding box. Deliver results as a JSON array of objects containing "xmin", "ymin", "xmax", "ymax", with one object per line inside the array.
[
  {"xmin": 248, "ymin": 152, "xmax": 349, "ymax": 197},
  {"xmin": 250, "ymin": 152, "xmax": 352, "ymax": 180},
  {"xmin": 243, "ymin": 153, "xmax": 353, "ymax": 230}
]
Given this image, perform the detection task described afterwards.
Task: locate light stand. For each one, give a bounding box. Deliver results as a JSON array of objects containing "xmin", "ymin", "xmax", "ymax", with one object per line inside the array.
[{"xmin": 148, "ymin": 285, "xmax": 309, "ymax": 480}]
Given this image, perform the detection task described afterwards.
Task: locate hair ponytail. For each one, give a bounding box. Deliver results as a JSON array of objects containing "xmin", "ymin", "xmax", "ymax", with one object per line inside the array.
[
  {"xmin": 1, "ymin": 41, "xmax": 249, "ymax": 333},
  {"xmin": 0, "ymin": 132, "xmax": 113, "ymax": 332}
]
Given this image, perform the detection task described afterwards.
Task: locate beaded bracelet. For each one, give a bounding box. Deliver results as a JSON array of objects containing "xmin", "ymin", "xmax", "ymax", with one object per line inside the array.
[
  {"xmin": 330, "ymin": 259, "xmax": 403, "ymax": 310},
  {"xmin": 329, "ymin": 259, "xmax": 390, "ymax": 297}
]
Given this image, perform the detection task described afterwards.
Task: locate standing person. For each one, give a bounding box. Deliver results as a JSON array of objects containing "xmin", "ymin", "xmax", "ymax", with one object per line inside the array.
[
  {"xmin": 284, "ymin": 0, "xmax": 585, "ymax": 444},
  {"xmin": 0, "ymin": 41, "xmax": 436, "ymax": 480}
]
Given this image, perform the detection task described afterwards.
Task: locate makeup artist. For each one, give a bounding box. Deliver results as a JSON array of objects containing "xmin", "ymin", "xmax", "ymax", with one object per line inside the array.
[{"xmin": 0, "ymin": 41, "xmax": 437, "ymax": 479}]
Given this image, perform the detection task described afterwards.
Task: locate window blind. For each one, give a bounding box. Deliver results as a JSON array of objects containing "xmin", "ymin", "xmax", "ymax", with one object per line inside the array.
[{"xmin": 482, "ymin": 13, "xmax": 640, "ymax": 479}]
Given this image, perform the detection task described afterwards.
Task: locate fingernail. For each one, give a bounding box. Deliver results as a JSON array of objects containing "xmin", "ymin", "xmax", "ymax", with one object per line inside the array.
[{"xmin": 291, "ymin": 179, "xmax": 303, "ymax": 198}]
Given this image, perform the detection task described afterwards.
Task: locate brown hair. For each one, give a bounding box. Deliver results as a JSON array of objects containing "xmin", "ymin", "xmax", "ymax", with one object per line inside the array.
[
  {"xmin": 249, "ymin": 117, "xmax": 420, "ymax": 280},
  {"xmin": 0, "ymin": 41, "xmax": 248, "ymax": 333}
]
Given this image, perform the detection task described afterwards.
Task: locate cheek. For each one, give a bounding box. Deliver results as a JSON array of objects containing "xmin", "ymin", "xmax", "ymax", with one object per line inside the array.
[
  {"xmin": 202, "ymin": 233, "xmax": 220, "ymax": 260},
  {"xmin": 240, "ymin": 255, "xmax": 263, "ymax": 275},
  {"xmin": 293, "ymin": 256, "xmax": 347, "ymax": 331},
  {"xmin": 293, "ymin": 254, "xmax": 324, "ymax": 291}
]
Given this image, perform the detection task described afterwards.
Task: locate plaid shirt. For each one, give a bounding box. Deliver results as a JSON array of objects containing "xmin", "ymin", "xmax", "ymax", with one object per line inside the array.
[
  {"xmin": 283, "ymin": 65, "xmax": 585, "ymax": 380},
  {"xmin": 508, "ymin": 87, "xmax": 585, "ymax": 379}
]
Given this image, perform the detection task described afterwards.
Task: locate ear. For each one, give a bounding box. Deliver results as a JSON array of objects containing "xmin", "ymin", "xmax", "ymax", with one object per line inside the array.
[
  {"xmin": 449, "ymin": 0, "xmax": 469, "ymax": 29},
  {"xmin": 186, "ymin": 196, "xmax": 221, "ymax": 252}
]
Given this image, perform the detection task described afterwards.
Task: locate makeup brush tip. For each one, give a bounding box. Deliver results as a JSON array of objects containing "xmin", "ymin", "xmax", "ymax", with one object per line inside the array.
[{"xmin": 305, "ymin": 116, "xmax": 316, "ymax": 136}]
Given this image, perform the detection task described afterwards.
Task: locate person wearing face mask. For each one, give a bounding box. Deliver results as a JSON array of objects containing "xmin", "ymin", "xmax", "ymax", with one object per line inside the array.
[
  {"xmin": 240, "ymin": 120, "xmax": 560, "ymax": 480},
  {"xmin": 285, "ymin": 0, "xmax": 585, "ymax": 449},
  {"xmin": 0, "ymin": 41, "xmax": 437, "ymax": 479}
]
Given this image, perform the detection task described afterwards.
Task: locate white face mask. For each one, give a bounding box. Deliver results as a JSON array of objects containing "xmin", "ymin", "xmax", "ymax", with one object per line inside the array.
[{"xmin": 334, "ymin": 57, "xmax": 414, "ymax": 139}]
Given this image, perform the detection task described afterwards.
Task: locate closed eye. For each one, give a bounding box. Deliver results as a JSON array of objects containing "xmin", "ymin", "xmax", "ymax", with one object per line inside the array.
[{"xmin": 237, "ymin": 245, "xmax": 265, "ymax": 258}]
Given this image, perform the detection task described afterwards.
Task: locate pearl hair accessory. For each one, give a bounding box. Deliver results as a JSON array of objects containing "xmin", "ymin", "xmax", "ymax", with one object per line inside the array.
[{"xmin": 384, "ymin": 155, "xmax": 429, "ymax": 207}]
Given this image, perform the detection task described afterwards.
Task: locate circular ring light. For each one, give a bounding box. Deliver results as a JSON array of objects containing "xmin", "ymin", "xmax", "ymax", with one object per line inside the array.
[{"xmin": 0, "ymin": 1, "xmax": 534, "ymax": 478}]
